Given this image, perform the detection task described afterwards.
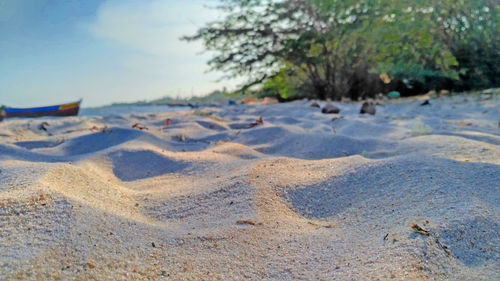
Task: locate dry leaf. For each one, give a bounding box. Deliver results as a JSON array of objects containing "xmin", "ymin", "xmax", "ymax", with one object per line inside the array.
[
  {"xmin": 411, "ymin": 223, "xmax": 430, "ymax": 236},
  {"xmin": 237, "ymin": 219, "xmax": 256, "ymax": 225},
  {"xmin": 132, "ymin": 123, "xmax": 148, "ymax": 130},
  {"xmin": 457, "ymin": 121, "xmax": 472, "ymax": 126}
]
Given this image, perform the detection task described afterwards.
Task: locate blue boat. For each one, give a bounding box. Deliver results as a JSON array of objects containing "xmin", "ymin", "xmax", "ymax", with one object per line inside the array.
[{"xmin": 0, "ymin": 100, "xmax": 81, "ymax": 120}]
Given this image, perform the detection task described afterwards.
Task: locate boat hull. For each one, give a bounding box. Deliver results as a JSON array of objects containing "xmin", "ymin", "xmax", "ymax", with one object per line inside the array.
[{"xmin": 3, "ymin": 100, "xmax": 81, "ymax": 118}]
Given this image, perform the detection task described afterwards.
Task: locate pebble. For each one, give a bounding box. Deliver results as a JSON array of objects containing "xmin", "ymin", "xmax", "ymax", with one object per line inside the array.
[
  {"xmin": 360, "ymin": 102, "xmax": 376, "ymax": 115},
  {"xmin": 321, "ymin": 103, "xmax": 340, "ymax": 114},
  {"xmin": 310, "ymin": 101, "xmax": 320, "ymax": 108}
]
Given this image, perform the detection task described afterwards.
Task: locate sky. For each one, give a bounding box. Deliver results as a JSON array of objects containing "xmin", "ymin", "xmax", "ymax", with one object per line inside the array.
[{"xmin": 0, "ymin": 0, "xmax": 237, "ymax": 107}]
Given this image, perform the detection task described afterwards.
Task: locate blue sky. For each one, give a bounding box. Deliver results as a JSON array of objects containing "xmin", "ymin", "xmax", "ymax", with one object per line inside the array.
[{"xmin": 0, "ymin": 0, "xmax": 235, "ymax": 107}]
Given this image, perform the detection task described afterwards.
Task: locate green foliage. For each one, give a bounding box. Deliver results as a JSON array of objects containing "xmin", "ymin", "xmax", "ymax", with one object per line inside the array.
[
  {"xmin": 185, "ymin": 0, "xmax": 500, "ymax": 99},
  {"xmin": 111, "ymin": 89, "xmax": 234, "ymax": 106},
  {"xmin": 261, "ymin": 67, "xmax": 306, "ymax": 98}
]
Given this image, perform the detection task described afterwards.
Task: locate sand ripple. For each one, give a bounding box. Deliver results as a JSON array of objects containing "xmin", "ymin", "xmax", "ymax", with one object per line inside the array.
[{"xmin": 1, "ymin": 94, "xmax": 499, "ymax": 280}]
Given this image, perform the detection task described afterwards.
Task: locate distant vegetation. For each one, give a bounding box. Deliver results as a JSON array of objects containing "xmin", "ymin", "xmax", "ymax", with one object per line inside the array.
[
  {"xmin": 110, "ymin": 89, "xmax": 239, "ymax": 106},
  {"xmin": 184, "ymin": 0, "xmax": 499, "ymax": 100}
]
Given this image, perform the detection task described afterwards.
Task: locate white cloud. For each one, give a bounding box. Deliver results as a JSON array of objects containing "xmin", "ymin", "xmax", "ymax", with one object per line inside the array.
[
  {"xmin": 88, "ymin": 0, "xmax": 218, "ymax": 57},
  {"xmin": 79, "ymin": 0, "xmax": 240, "ymax": 104}
]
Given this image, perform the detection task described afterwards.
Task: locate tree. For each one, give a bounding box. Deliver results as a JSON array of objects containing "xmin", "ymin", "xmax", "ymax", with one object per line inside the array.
[
  {"xmin": 184, "ymin": 0, "xmax": 499, "ymax": 100},
  {"xmin": 444, "ymin": 0, "xmax": 500, "ymax": 90}
]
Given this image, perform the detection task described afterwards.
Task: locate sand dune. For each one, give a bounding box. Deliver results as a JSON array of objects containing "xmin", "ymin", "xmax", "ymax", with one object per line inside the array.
[{"xmin": 0, "ymin": 94, "xmax": 499, "ymax": 280}]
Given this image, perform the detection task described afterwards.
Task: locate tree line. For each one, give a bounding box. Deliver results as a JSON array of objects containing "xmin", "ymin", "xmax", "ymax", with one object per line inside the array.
[{"xmin": 184, "ymin": 0, "xmax": 499, "ymax": 100}]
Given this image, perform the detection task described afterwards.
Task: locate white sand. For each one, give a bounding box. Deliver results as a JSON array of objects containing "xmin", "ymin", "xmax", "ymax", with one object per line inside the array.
[{"xmin": 0, "ymin": 92, "xmax": 499, "ymax": 280}]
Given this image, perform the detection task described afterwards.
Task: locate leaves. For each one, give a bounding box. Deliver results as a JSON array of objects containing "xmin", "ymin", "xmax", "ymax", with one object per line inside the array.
[
  {"xmin": 248, "ymin": 116, "xmax": 264, "ymax": 128},
  {"xmin": 185, "ymin": 0, "xmax": 499, "ymax": 99}
]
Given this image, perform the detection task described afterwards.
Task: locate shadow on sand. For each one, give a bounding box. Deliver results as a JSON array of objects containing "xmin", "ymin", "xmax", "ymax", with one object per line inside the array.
[{"xmin": 109, "ymin": 150, "xmax": 190, "ymax": 181}]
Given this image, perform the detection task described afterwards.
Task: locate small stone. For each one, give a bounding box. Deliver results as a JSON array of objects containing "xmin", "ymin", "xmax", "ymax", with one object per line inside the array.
[
  {"xmin": 321, "ymin": 103, "xmax": 340, "ymax": 114},
  {"xmin": 420, "ymin": 100, "xmax": 430, "ymax": 106},
  {"xmin": 38, "ymin": 122, "xmax": 50, "ymax": 131},
  {"xmin": 360, "ymin": 102, "xmax": 376, "ymax": 115},
  {"xmin": 310, "ymin": 101, "xmax": 320, "ymax": 108}
]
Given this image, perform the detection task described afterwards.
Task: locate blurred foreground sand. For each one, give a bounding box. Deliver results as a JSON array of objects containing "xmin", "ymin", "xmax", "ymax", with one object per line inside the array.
[{"xmin": 1, "ymin": 94, "xmax": 499, "ymax": 280}]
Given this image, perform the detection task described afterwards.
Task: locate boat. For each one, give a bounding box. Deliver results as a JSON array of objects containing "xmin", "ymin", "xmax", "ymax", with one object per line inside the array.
[{"xmin": 0, "ymin": 99, "xmax": 81, "ymax": 120}]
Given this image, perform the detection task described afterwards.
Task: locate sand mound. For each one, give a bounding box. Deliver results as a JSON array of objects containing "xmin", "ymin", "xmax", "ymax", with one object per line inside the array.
[
  {"xmin": 211, "ymin": 142, "xmax": 266, "ymax": 160},
  {"xmin": 255, "ymin": 133, "xmax": 401, "ymax": 159},
  {"xmin": 0, "ymin": 143, "xmax": 65, "ymax": 163},
  {"xmin": 38, "ymin": 162, "xmax": 148, "ymax": 222},
  {"xmin": 14, "ymin": 140, "xmax": 63, "ymax": 150},
  {"xmin": 284, "ymin": 156, "xmax": 499, "ymax": 220},
  {"xmin": 144, "ymin": 179, "xmax": 257, "ymax": 230},
  {"xmin": 195, "ymin": 120, "xmax": 228, "ymax": 131},
  {"xmin": 109, "ymin": 150, "xmax": 191, "ymax": 181},
  {"xmin": 54, "ymin": 128, "xmax": 144, "ymax": 155},
  {"xmin": 251, "ymin": 156, "xmax": 500, "ymax": 279}
]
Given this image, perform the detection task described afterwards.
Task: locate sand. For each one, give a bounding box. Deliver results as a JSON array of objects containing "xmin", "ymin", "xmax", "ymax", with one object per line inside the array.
[{"xmin": 0, "ymin": 92, "xmax": 499, "ymax": 280}]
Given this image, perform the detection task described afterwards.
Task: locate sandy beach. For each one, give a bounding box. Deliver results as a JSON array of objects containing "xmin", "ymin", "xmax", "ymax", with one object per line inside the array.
[{"xmin": 0, "ymin": 93, "xmax": 499, "ymax": 280}]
